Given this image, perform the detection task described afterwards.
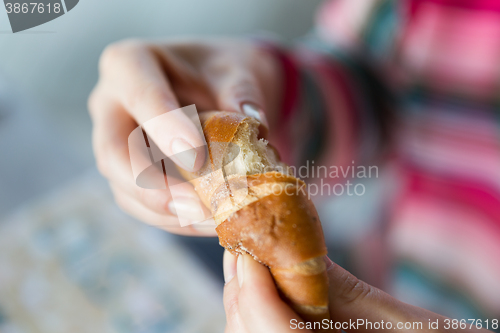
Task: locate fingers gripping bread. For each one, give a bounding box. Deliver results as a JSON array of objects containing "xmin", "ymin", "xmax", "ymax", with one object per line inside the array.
[{"xmin": 179, "ymin": 111, "xmax": 330, "ymax": 324}]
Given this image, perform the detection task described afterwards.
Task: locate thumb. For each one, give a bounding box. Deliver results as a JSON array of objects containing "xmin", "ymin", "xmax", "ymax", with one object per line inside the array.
[
  {"xmin": 212, "ymin": 70, "xmax": 269, "ymax": 130},
  {"xmin": 237, "ymin": 254, "xmax": 310, "ymax": 333},
  {"xmin": 325, "ymin": 257, "xmax": 458, "ymax": 333}
]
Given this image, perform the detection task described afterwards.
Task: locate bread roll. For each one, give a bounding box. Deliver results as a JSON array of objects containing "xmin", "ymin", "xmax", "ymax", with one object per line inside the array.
[{"xmin": 179, "ymin": 111, "xmax": 329, "ymax": 325}]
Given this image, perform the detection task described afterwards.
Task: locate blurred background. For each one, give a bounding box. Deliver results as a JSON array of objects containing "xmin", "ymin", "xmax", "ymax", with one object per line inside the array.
[
  {"xmin": 0, "ymin": 0, "xmax": 322, "ymax": 212},
  {"xmin": 0, "ymin": 1, "xmax": 322, "ymax": 332},
  {"xmin": 2, "ymin": 0, "xmax": 500, "ymax": 332}
]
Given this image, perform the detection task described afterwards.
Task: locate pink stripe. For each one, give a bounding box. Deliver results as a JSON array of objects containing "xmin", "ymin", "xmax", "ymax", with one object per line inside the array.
[
  {"xmin": 406, "ymin": 166, "xmax": 500, "ymax": 230},
  {"xmin": 401, "ymin": 1, "xmax": 500, "ymax": 98},
  {"xmin": 390, "ymin": 192, "xmax": 500, "ymax": 311},
  {"xmin": 410, "ymin": 0, "xmax": 500, "ymax": 14},
  {"xmin": 397, "ymin": 111, "xmax": 500, "ymax": 191}
]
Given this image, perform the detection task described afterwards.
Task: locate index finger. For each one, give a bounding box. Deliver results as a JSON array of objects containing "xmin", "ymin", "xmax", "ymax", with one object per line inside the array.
[{"xmin": 99, "ymin": 40, "xmax": 206, "ymax": 172}]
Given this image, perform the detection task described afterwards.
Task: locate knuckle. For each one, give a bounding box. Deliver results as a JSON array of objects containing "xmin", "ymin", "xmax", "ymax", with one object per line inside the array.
[
  {"xmin": 92, "ymin": 129, "xmax": 130, "ymax": 181},
  {"xmin": 223, "ymin": 284, "xmax": 240, "ymax": 315},
  {"xmin": 125, "ymin": 83, "xmax": 168, "ymax": 114},
  {"xmin": 337, "ymin": 275, "xmax": 373, "ymax": 306},
  {"xmin": 137, "ymin": 189, "xmax": 168, "ymax": 214},
  {"xmin": 99, "ymin": 39, "xmax": 147, "ymax": 72},
  {"xmin": 99, "ymin": 43, "xmax": 121, "ymax": 71},
  {"xmin": 224, "ymin": 294, "xmax": 240, "ymax": 319},
  {"xmin": 206, "ymin": 53, "xmax": 234, "ymax": 74},
  {"xmin": 222, "ymin": 77, "xmax": 262, "ymax": 104},
  {"xmin": 223, "ymin": 289, "xmax": 247, "ymax": 333}
]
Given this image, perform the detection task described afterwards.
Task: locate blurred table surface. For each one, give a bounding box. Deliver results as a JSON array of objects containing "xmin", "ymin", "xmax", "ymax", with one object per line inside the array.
[
  {"xmin": 0, "ymin": 80, "xmax": 225, "ymax": 333},
  {"xmin": 0, "ymin": 170, "xmax": 226, "ymax": 333}
]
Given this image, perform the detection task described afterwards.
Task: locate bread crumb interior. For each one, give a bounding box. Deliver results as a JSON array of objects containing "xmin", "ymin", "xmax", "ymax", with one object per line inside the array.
[{"xmin": 223, "ymin": 118, "xmax": 283, "ymax": 176}]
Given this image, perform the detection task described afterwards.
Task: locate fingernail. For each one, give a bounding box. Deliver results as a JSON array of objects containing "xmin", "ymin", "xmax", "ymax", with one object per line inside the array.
[
  {"xmin": 242, "ymin": 103, "xmax": 269, "ymax": 128},
  {"xmin": 324, "ymin": 255, "xmax": 334, "ymax": 271},
  {"xmin": 223, "ymin": 250, "xmax": 237, "ymax": 284},
  {"xmin": 168, "ymin": 197, "xmax": 205, "ymax": 221},
  {"xmin": 237, "ymin": 254, "xmax": 245, "ymax": 288},
  {"xmin": 171, "ymin": 138, "xmax": 197, "ymax": 171}
]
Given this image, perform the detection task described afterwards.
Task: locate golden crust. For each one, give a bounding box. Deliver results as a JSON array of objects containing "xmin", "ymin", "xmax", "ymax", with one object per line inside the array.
[
  {"xmin": 177, "ymin": 111, "xmax": 251, "ymax": 208},
  {"xmin": 178, "ymin": 111, "xmax": 330, "ymax": 327},
  {"xmin": 216, "ymin": 190, "xmax": 327, "ymax": 269}
]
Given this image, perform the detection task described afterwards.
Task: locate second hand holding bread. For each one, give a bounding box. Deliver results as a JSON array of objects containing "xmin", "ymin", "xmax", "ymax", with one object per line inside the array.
[{"xmin": 178, "ymin": 111, "xmax": 330, "ymax": 325}]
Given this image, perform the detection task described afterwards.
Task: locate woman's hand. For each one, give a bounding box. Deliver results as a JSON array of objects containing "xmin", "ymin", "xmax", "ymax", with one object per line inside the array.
[
  {"xmin": 223, "ymin": 251, "xmax": 486, "ymax": 333},
  {"xmin": 88, "ymin": 39, "xmax": 281, "ymax": 236}
]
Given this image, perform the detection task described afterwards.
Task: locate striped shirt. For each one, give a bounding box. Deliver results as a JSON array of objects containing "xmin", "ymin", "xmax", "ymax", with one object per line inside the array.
[{"xmin": 265, "ymin": 0, "xmax": 500, "ymax": 321}]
